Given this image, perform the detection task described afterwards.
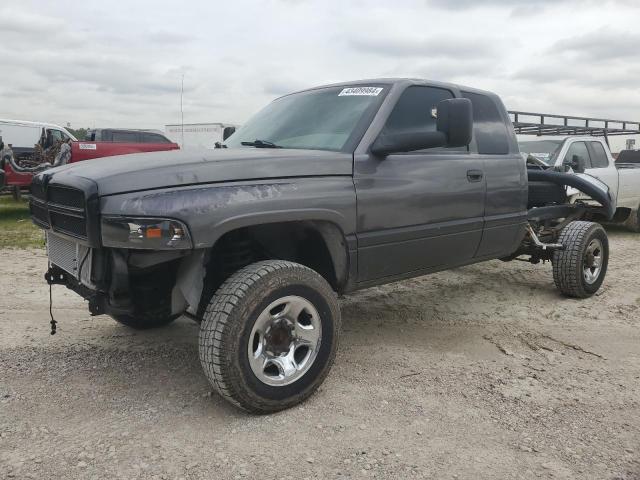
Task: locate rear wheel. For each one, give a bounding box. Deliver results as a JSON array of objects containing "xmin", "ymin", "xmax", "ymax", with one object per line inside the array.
[
  {"xmin": 552, "ymin": 221, "xmax": 609, "ymax": 298},
  {"xmin": 198, "ymin": 260, "xmax": 340, "ymax": 414}
]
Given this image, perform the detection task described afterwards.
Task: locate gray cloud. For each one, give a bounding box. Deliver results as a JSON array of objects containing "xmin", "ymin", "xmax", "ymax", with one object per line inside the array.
[
  {"xmin": 552, "ymin": 29, "xmax": 640, "ymax": 60},
  {"xmin": 348, "ymin": 34, "xmax": 497, "ymax": 59},
  {"xmin": 145, "ymin": 31, "xmax": 198, "ymax": 44},
  {"xmin": 427, "ymin": 0, "xmax": 567, "ymax": 9},
  {"xmin": 1, "ymin": 0, "xmax": 639, "ymax": 142}
]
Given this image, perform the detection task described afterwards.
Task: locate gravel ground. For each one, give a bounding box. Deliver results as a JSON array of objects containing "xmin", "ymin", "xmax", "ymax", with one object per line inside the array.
[{"xmin": 1, "ymin": 230, "xmax": 639, "ymax": 479}]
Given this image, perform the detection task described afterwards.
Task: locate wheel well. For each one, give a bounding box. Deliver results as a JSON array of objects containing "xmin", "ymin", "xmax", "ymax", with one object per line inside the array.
[
  {"xmin": 199, "ymin": 221, "xmax": 347, "ymax": 312},
  {"xmin": 612, "ymin": 207, "xmax": 632, "ymax": 223}
]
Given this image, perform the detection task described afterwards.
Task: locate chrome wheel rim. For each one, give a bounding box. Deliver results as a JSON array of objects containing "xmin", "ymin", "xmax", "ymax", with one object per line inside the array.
[
  {"xmin": 583, "ymin": 238, "xmax": 603, "ymax": 285},
  {"xmin": 248, "ymin": 295, "xmax": 322, "ymax": 386}
]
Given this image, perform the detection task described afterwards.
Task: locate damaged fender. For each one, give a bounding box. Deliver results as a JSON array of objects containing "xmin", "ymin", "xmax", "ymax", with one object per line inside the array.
[{"xmin": 527, "ymin": 169, "xmax": 615, "ymax": 220}]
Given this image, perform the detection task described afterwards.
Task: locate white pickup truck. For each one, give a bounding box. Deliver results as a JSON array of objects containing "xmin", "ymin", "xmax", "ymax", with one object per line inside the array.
[{"xmin": 519, "ymin": 136, "xmax": 640, "ymax": 231}]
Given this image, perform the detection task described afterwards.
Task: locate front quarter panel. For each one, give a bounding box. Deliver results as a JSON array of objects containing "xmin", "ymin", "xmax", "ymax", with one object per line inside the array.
[{"xmin": 99, "ymin": 177, "xmax": 357, "ymax": 248}]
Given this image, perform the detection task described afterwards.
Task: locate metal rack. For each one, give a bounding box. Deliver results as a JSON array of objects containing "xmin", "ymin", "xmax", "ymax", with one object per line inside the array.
[{"xmin": 509, "ymin": 111, "xmax": 640, "ymax": 144}]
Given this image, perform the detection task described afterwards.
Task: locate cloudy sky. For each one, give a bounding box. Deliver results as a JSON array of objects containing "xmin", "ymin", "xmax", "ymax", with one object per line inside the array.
[{"xmin": 2, "ymin": 0, "xmax": 640, "ymax": 149}]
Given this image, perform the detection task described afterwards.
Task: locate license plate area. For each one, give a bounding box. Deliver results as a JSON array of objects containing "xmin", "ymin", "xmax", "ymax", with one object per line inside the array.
[{"xmin": 46, "ymin": 232, "xmax": 92, "ymax": 285}]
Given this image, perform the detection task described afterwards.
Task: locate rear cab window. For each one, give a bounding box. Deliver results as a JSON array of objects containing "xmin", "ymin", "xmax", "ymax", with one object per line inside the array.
[
  {"xmin": 589, "ymin": 142, "xmax": 609, "ymax": 168},
  {"xmin": 461, "ymin": 91, "xmax": 510, "ymax": 155},
  {"xmin": 141, "ymin": 133, "xmax": 170, "ymax": 143},
  {"xmin": 111, "ymin": 131, "xmax": 139, "ymax": 143}
]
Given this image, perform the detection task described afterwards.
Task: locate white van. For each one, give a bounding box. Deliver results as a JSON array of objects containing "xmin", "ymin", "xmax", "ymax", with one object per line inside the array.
[{"xmin": 0, "ymin": 119, "xmax": 77, "ymax": 154}]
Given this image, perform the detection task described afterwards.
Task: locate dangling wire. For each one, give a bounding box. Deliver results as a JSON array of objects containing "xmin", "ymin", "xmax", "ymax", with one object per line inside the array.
[{"xmin": 49, "ymin": 282, "xmax": 57, "ymax": 335}]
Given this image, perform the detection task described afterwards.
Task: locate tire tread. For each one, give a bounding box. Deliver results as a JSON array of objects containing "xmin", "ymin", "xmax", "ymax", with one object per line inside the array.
[
  {"xmin": 198, "ymin": 260, "xmax": 339, "ymax": 413},
  {"xmin": 552, "ymin": 221, "xmax": 607, "ymax": 298}
]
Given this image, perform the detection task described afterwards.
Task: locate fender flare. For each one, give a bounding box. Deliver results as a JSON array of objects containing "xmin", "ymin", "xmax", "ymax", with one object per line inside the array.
[{"xmin": 208, "ymin": 210, "xmax": 352, "ymax": 290}]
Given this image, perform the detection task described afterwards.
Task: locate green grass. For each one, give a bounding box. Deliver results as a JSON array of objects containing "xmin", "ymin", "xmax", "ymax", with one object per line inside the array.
[{"xmin": 0, "ymin": 196, "xmax": 45, "ymax": 248}]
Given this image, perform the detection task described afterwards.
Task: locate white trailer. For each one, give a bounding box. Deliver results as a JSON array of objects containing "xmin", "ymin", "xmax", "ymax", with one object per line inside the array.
[
  {"xmin": 164, "ymin": 123, "xmax": 237, "ymax": 149},
  {"xmin": 0, "ymin": 119, "xmax": 77, "ymax": 149}
]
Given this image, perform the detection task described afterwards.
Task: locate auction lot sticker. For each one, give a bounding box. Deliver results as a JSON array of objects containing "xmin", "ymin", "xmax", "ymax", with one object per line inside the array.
[{"xmin": 338, "ymin": 87, "xmax": 383, "ymax": 96}]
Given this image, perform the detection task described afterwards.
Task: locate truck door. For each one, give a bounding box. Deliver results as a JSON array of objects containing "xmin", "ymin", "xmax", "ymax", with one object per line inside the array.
[
  {"xmin": 354, "ymin": 85, "xmax": 486, "ymax": 282},
  {"xmin": 585, "ymin": 141, "xmax": 619, "ymax": 206}
]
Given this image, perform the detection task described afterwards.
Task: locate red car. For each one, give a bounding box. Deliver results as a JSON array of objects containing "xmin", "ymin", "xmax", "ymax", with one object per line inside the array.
[{"xmin": 1, "ymin": 134, "xmax": 179, "ymax": 196}]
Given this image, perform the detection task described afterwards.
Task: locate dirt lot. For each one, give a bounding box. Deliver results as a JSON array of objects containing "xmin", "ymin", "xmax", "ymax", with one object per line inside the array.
[{"xmin": 1, "ymin": 231, "xmax": 639, "ymax": 480}]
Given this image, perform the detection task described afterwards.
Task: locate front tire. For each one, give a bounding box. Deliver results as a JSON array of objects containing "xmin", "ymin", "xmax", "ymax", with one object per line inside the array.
[
  {"xmin": 199, "ymin": 260, "xmax": 340, "ymax": 414},
  {"xmin": 552, "ymin": 221, "xmax": 609, "ymax": 298}
]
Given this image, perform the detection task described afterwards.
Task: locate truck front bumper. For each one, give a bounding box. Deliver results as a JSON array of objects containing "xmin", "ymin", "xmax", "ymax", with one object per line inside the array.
[{"xmin": 45, "ymin": 231, "xmax": 134, "ymax": 317}]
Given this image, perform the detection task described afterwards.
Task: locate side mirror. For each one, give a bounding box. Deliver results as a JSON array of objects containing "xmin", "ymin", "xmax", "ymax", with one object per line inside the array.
[
  {"xmin": 371, "ymin": 98, "xmax": 473, "ymax": 156},
  {"xmin": 223, "ymin": 126, "xmax": 236, "ymax": 141}
]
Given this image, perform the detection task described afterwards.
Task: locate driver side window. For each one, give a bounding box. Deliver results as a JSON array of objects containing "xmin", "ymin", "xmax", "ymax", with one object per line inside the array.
[
  {"xmin": 385, "ymin": 86, "xmax": 453, "ymax": 133},
  {"xmin": 383, "ymin": 86, "xmax": 464, "ymax": 153},
  {"xmin": 565, "ymin": 142, "xmax": 592, "ymax": 169},
  {"xmin": 49, "ymin": 129, "xmax": 64, "ymax": 142}
]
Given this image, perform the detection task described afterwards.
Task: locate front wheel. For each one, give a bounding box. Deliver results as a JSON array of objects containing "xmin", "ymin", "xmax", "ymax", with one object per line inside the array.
[
  {"xmin": 198, "ymin": 260, "xmax": 340, "ymax": 413},
  {"xmin": 552, "ymin": 221, "xmax": 609, "ymax": 298}
]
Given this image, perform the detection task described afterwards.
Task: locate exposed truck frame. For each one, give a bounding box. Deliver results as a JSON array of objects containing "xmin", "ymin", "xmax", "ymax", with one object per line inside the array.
[{"xmin": 512, "ymin": 111, "xmax": 640, "ymax": 231}]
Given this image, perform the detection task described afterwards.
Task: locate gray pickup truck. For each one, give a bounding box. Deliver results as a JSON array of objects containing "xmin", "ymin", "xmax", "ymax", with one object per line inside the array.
[{"xmin": 30, "ymin": 79, "xmax": 613, "ymax": 413}]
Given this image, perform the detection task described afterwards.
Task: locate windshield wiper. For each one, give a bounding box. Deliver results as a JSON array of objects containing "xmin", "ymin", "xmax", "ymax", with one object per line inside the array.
[{"xmin": 240, "ymin": 139, "xmax": 282, "ymax": 148}]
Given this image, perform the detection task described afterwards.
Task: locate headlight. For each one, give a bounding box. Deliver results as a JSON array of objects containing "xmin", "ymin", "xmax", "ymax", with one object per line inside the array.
[{"xmin": 101, "ymin": 217, "xmax": 192, "ymax": 250}]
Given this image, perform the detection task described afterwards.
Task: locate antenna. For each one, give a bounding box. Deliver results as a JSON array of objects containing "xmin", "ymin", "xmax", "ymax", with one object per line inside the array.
[{"xmin": 180, "ymin": 73, "xmax": 185, "ymax": 147}]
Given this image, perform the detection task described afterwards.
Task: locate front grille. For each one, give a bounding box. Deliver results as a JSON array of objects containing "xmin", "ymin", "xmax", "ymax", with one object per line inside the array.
[
  {"xmin": 30, "ymin": 181, "xmax": 46, "ymax": 201},
  {"xmin": 30, "ymin": 202, "xmax": 49, "ymax": 228},
  {"xmin": 48, "ymin": 186, "xmax": 85, "ymax": 209},
  {"xmin": 29, "ymin": 184, "xmax": 90, "ymax": 242},
  {"xmin": 50, "ymin": 211, "xmax": 87, "ymax": 237}
]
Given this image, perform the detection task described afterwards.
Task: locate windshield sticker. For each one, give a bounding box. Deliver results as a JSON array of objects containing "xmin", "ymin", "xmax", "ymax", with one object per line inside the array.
[
  {"xmin": 338, "ymin": 87, "xmax": 383, "ymax": 97},
  {"xmin": 78, "ymin": 143, "xmax": 97, "ymax": 150}
]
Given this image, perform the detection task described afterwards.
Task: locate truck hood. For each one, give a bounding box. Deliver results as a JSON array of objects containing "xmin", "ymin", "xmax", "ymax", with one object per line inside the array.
[{"xmin": 43, "ymin": 148, "xmax": 353, "ymax": 196}]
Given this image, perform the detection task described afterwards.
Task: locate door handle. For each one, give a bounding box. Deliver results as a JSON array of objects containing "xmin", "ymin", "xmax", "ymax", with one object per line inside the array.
[{"xmin": 467, "ymin": 170, "xmax": 483, "ymax": 182}]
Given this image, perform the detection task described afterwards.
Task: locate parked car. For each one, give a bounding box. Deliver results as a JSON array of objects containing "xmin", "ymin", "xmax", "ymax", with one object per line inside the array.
[
  {"xmin": 86, "ymin": 128, "xmax": 173, "ymax": 144},
  {"xmin": 30, "ymin": 78, "xmax": 613, "ymax": 413},
  {"xmin": 0, "ymin": 119, "xmax": 78, "ymax": 197},
  {"xmin": 1, "ymin": 122, "xmax": 179, "ymax": 196},
  {"xmin": 519, "ymin": 137, "xmax": 640, "ymax": 230}
]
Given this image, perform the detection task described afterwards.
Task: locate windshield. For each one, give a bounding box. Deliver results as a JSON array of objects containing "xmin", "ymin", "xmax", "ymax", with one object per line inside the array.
[
  {"xmin": 225, "ymin": 85, "xmax": 386, "ymax": 152},
  {"xmin": 518, "ymin": 140, "xmax": 564, "ymax": 165}
]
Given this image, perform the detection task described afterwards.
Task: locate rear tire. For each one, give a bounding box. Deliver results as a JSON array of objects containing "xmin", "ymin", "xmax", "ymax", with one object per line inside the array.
[
  {"xmin": 552, "ymin": 221, "xmax": 609, "ymax": 298},
  {"xmin": 198, "ymin": 260, "xmax": 340, "ymax": 414}
]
